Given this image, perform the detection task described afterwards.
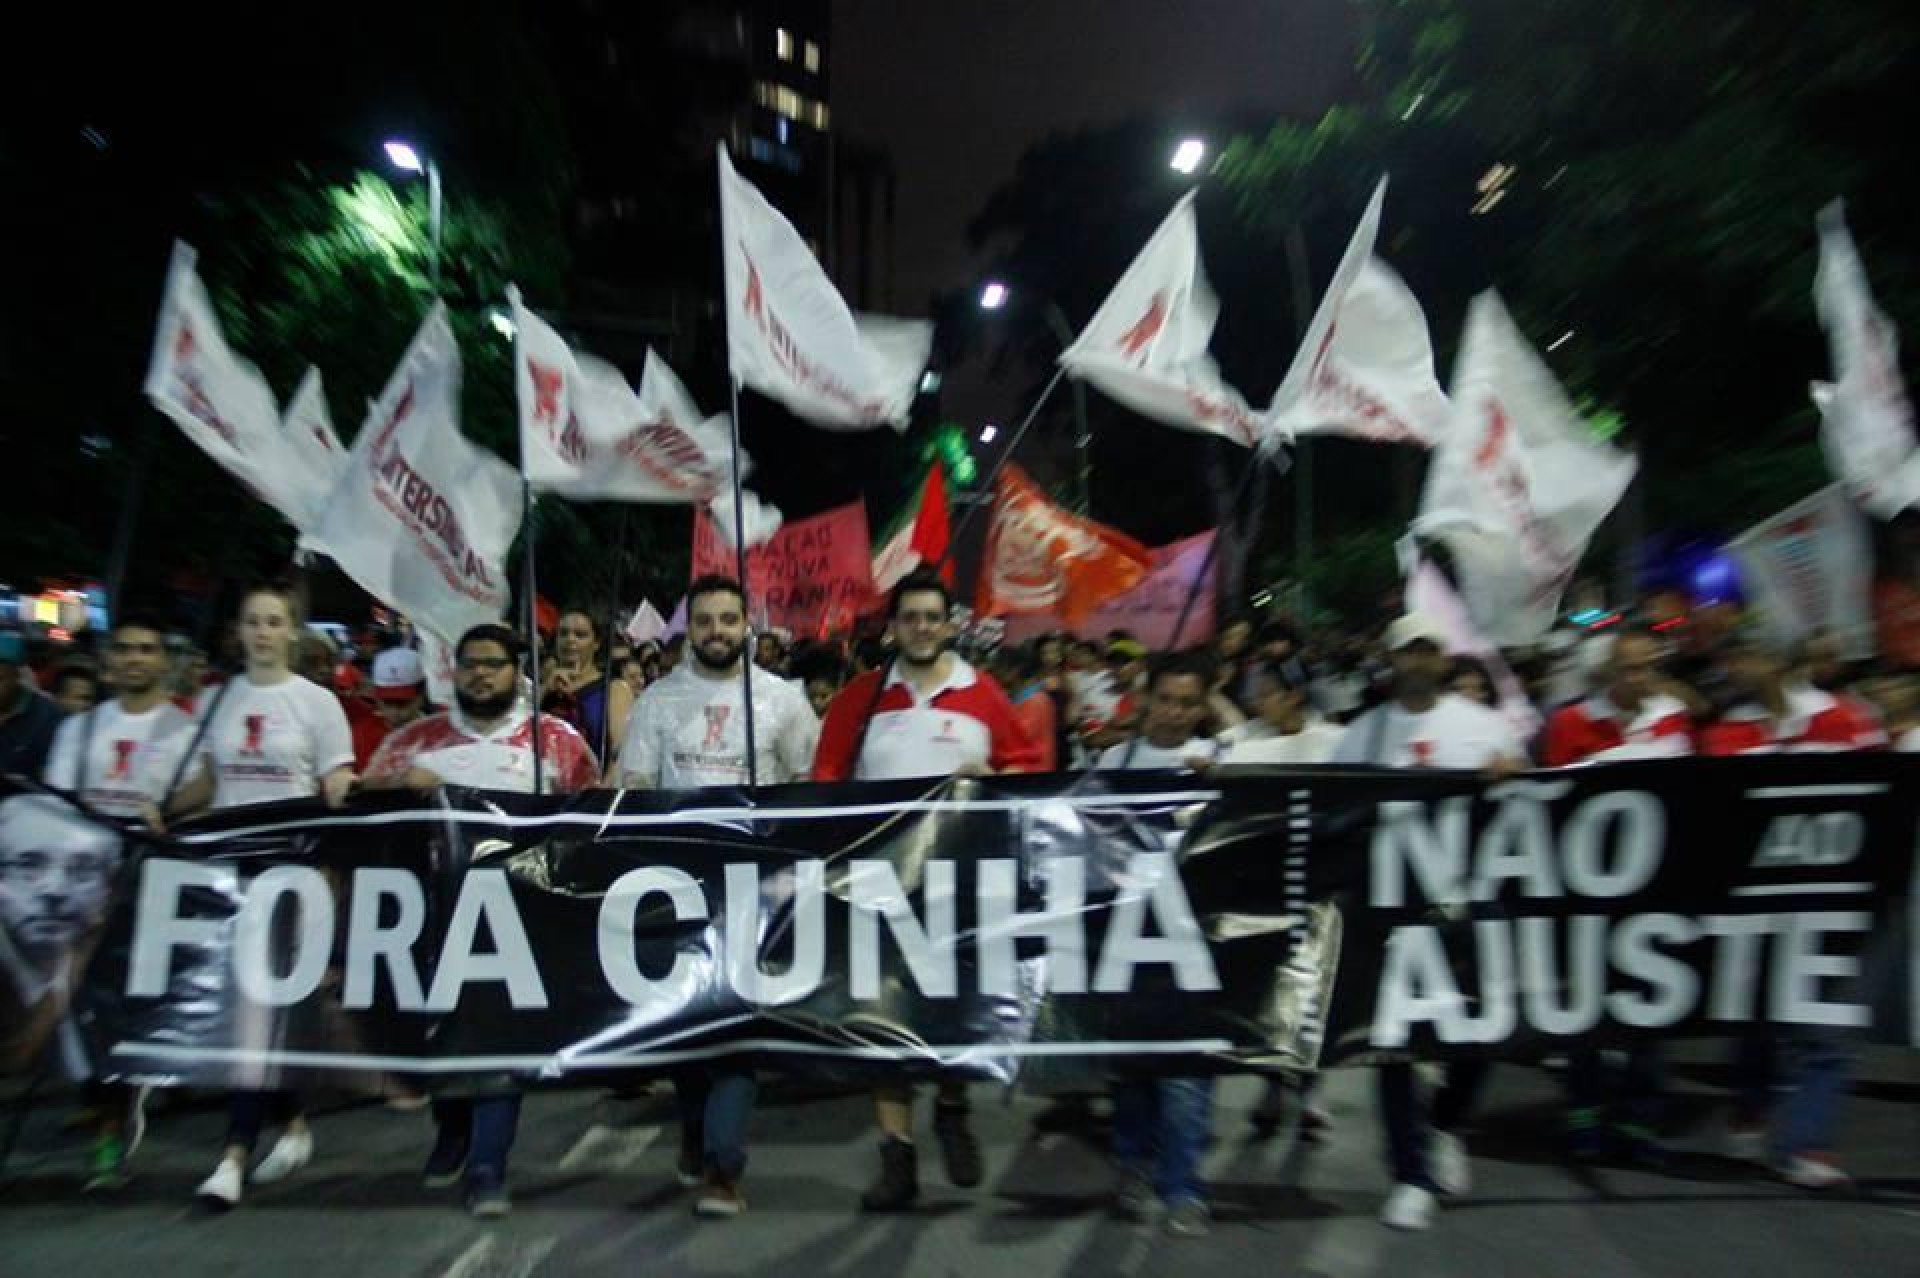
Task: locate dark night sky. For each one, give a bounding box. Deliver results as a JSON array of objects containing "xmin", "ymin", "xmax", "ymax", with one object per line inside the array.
[{"xmin": 832, "ymin": 0, "xmax": 1357, "ymax": 499}]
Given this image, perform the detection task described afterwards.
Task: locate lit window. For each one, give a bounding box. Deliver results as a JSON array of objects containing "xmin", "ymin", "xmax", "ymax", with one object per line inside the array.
[
  {"xmin": 775, "ymin": 27, "xmax": 793, "ymax": 60},
  {"xmin": 804, "ymin": 40, "xmax": 820, "ymax": 73},
  {"xmin": 809, "ymin": 100, "xmax": 829, "ymax": 131}
]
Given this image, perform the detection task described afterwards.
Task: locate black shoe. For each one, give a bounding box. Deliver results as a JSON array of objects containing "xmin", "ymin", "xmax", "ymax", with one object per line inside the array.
[
  {"xmin": 422, "ymin": 1127, "xmax": 470, "ymax": 1189},
  {"xmin": 932, "ymin": 1102, "xmax": 983, "ymax": 1189},
  {"xmin": 677, "ymin": 1125, "xmax": 704, "ymax": 1189},
  {"xmin": 860, "ymin": 1137, "xmax": 919, "ymax": 1212}
]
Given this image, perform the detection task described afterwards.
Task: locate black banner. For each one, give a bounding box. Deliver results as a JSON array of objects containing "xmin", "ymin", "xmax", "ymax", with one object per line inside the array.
[{"xmin": 1, "ymin": 756, "xmax": 1913, "ymax": 1091}]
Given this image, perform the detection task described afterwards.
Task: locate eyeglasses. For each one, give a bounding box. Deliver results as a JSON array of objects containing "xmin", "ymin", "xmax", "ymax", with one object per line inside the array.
[
  {"xmin": 456, "ymin": 656, "xmax": 516, "ymax": 673},
  {"xmin": 894, "ymin": 610, "xmax": 948, "ymax": 627}
]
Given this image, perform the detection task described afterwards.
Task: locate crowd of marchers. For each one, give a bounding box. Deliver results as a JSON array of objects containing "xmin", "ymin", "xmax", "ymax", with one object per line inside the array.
[{"xmin": 1, "ymin": 562, "xmax": 1914, "ymax": 1237}]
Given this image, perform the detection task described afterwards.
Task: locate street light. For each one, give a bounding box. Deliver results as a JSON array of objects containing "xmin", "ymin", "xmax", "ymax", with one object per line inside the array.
[
  {"xmin": 1169, "ymin": 137, "xmax": 1206, "ymax": 175},
  {"xmin": 979, "ymin": 423, "xmax": 999, "ymax": 444},
  {"xmin": 383, "ymin": 137, "xmax": 443, "ymax": 296},
  {"xmin": 978, "ymin": 281, "xmax": 1008, "ymax": 311}
]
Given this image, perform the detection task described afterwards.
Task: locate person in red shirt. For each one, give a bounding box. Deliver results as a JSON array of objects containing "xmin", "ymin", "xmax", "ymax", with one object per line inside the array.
[
  {"xmin": 811, "ymin": 569, "xmax": 1042, "ymax": 1212},
  {"xmin": 362, "ymin": 623, "xmax": 598, "ymax": 1218},
  {"xmin": 1699, "ymin": 627, "xmax": 1883, "ymax": 1191},
  {"xmin": 1542, "ymin": 628, "xmax": 1695, "ymax": 767},
  {"xmin": 1542, "ymin": 628, "xmax": 1692, "ymax": 1164}
]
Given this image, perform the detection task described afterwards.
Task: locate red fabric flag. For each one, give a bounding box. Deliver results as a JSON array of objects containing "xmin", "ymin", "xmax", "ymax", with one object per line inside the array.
[{"xmin": 975, "ymin": 464, "xmax": 1151, "ymax": 624}]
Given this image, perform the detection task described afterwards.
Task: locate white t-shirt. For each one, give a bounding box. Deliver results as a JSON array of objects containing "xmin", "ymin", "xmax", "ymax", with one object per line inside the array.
[
  {"xmin": 619, "ymin": 663, "xmax": 819, "ymax": 789},
  {"xmin": 1898, "ymin": 726, "xmax": 1920, "ymax": 754},
  {"xmin": 1217, "ymin": 718, "xmax": 1345, "ymax": 766},
  {"xmin": 195, "ymin": 675, "xmax": 354, "ymax": 809},
  {"xmin": 1095, "ymin": 736, "xmax": 1218, "ymax": 772},
  {"xmin": 1331, "ymin": 693, "xmax": 1523, "ymax": 770},
  {"xmin": 43, "ymin": 700, "xmax": 195, "ymax": 819}
]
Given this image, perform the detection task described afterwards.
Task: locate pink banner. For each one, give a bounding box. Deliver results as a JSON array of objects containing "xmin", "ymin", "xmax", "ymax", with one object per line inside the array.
[
  {"xmin": 999, "ymin": 530, "xmax": 1216, "ymax": 649},
  {"xmin": 692, "ymin": 499, "xmax": 873, "ymax": 636}
]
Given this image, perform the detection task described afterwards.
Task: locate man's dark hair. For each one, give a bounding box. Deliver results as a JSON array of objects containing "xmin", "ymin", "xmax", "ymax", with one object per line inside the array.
[
  {"xmin": 112, "ymin": 610, "xmax": 172, "ymax": 639},
  {"xmin": 687, "ymin": 574, "xmax": 747, "ymax": 613},
  {"xmin": 889, "ymin": 569, "xmax": 951, "ymax": 619},
  {"xmin": 1146, "ymin": 649, "xmax": 1213, "ymax": 692},
  {"xmin": 456, "ymin": 623, "xmax": 526, "ymax": 664}
]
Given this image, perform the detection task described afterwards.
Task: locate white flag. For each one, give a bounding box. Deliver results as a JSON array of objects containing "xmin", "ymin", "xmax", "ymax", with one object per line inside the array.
[
  {"xmin": 511, "ymin": 290, "xmax": 739, "ymax": 502},
  {"xmin": 1412, "ymin": 292, "xmax": 1636, "ymax": 645},
  {"xmin": 706, "ymin": 489, "xmax": 783, "ymax": 550},
  {"xmin": 718, "ymin": 145, "xmax": 931, "ymax": 430},
  {"xmin": 143, "ymin": 243, "xmax": 315, "ymax": 529},
  {"xmin": 624, "ymin": 599, "xmax": 668, "ymax": 645},
  {"xmin": 1265, "ymin": 181, "xmax": 1450, "ymax": 448},
  {"xmin": 308, "ymin": 306, "xmax": 523, "ymax": 644},
  {"xmin": 1058, "ymin": 192, "xmax": 1264, "ymax": 447},
  {"xmin": 1810, "ymin": 201, "xmax": 1920, "ymax": 519},
  {"xmin": 1730, "ymin": 484, "xmax": 1875, "ymax": 658},
  {"xmin": 278, "ymin": 368, "xmax": 348, "ymax": 530},
  {"xmin": 664, "ymin": 596, "xmax": 688, "ymax": 638}
]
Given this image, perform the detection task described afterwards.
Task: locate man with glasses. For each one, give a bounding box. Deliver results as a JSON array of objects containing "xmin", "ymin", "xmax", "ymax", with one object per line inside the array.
[
  {"xmin": 363, "ymin": 622, "xmax": 598, "ymax": 1217},
  {"xmin": 812, "ymin": 569, "xmax": 1044, "ymax": 1212}
]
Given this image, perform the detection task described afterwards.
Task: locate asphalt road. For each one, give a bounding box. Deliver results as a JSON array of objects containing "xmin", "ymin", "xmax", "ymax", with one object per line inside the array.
[{"xmin": 3, "ymin": 1047, "xmax": 1916, "ymax": 1278}]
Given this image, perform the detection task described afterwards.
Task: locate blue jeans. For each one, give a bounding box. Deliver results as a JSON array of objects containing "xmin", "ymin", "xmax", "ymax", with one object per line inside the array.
[
  {"xmin": 433, "ymin": 1093, "xmax": 522, "ymax": 1186},
  {"xmin": 676, "ymin": 1071, "xmax": 758, "ymax": 1180},
  {"xmin": 1566, "ymin": 1043, "xmax": 1665, "ymax": 1131},
  {"xmin": 1736, "ymin": 1027, "xmax": 1853, "ymax": 1159},
  {"xmin": 1111, "ymin": 1077, "xmax": 1214, "ymax": 1206},
  {"xmin": 225, "ymin": 1090, "xmax": 301, "ymax": 1153},
  {"xmin": 1378, "ymin": 1061, "xmax": 1486, "ymax": 1189}
]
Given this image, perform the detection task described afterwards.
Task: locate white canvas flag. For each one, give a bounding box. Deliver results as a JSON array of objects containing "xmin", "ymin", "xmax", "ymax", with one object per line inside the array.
[
  {"xmin": 664, "ymin": 596, "xmax": 688, "ymax": 638},
  {"xmin": 718, "ymin": 145, "xmax": 931, "ymax": 430},
  {"xmin": 1413, "ymin": 291, "xmax": 1637, "ymax": 645},
  {"xmin": 143, "ymin": 242, "xmax": 315, "ymax": 529},
  {"xmin": 511, "ymin": 290, "xmax": 739, "ymax": 502},
  {"xmin": 1058, "ymin": 192, "xmax": 1264, "ymax": 447},
  {"xmin": 1265, "ymin": 180, "xmax": 1451, "ymax": 448},
  {"xmin": 1810, "ymin": 201, "xmax": 1920, "ymax": 519},
  {"xmin": 278, "ymin": 368, "xmax": 348, "ymax": 530},
  {"xmin": 624, "ymin": 599, "xmax": 668, "ymax": 645},
  {"xmin": 1730, "ymin": 484, "xmax": 1875, "ymax": 658},
  {"xmin": 706, "ymin": 488, "xmax": 783, "ymax": 550},
  {"xmin": 308, "ymin": 306, "xmax": 523, "ymax": 644}
]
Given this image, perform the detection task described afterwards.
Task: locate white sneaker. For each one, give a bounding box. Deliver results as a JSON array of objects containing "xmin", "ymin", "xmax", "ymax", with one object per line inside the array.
[
  {"xmin": 196, "ymin": 1158, "xmax": 244, "ymax": 1209},
  {"xmin": 1430, "ymin": 1130, "xmax": 1471, "ymax": 1197},
  {"xmin": 1778, "ymin": 1153, "xmax": 1853, "ymax": 1191},
  {"xmin": 250, "ymin": 1129, "xmax": 313, "ymax": 1185},
  {"xmin": 1379, "ymin": 1183, "xmax": 1436, "ymax": 1231}
]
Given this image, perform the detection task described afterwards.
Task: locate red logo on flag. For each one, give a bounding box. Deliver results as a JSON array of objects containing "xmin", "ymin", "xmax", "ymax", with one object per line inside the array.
[
  {"xmin": 241, "ymin": 714, "xmax": 267, "ymax": 756},
  {"xmin": 108, "ymin": 739, "xmax": 137, "ymax": 781},
  {"xmin": 742, "ymin": 258, "xmax": 765, "ymax": 321},
  {"xmin": 1474, "ymin": 401, "xmax": 1510, "ymax": 470},
  {"xmin": 528, "ymin": 360, "xmax": 565, "ymax": 425},
  {"xmin": 174, "ymin": 320, "xmax": 197, "ymax": 362},
  {"xmin": 1117, "ymin": 293, "xmax": 1167, "ymax": 362}
]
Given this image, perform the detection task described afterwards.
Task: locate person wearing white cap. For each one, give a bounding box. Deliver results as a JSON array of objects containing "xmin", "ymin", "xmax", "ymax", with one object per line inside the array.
[
  {"xmin": 369, "ymin": 648, "xmax": 429, "ymax": 735},
  {"xmin": 1332, "ymin": 611, "xmax": 1528, "ymax": 1233}
]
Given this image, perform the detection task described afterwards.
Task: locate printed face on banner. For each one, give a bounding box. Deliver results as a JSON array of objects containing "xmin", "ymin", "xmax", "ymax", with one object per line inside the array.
[{"xmin": 0, "ymin": 797, "xmax": 119, "ymax": 971}]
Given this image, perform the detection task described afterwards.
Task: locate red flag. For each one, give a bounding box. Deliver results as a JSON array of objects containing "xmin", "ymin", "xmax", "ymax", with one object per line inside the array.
[
  {"xmin": 871, "ymin": 463, "xmax": 954, "ymax": 594},
  {"xmin": 976, "ymin": 464, "xmax": 1151, "ymax": 624},
  {"xmin": 534, "ymin": 594, "xmax": 560, "ymax": 636}
]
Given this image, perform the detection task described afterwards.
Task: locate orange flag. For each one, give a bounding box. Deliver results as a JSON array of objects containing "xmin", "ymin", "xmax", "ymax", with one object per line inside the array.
[{"xmin": 976, "ymin": 464, "xmax": 1152, "ymax": 624}]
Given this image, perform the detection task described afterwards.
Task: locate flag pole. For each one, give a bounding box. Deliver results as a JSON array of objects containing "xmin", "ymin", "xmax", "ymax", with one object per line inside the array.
[
  {"xmin": 521, "ymin": 479, "xmax": 545, "ymax": 795},
  {"xmin": 1118, "ymin": 448, "xmax": 1278, "ymax": 768},
  {"xmin": 939, "ymin": 364, "xmax": 1070, "ymax": 569},
  {"xmin": 727, "ymin": 379, "xmax": 760, "ymax": 787}
]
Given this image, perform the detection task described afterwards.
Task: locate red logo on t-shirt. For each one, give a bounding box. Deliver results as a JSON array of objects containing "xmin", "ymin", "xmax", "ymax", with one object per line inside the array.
[
  {"xmin": 242, "ymin": 714, "xmax": 267, "ymax": 756},
  {"xmin": 702, "ymin": 705, "xmax": 732, "ymax": 750},
  {"xmin": 1409, "ymin": 739, "xmax": 1435, "ymax": 767},
  {"xmin": 108, "ymin": 739, "xmax": 137, "ymax": 780}
]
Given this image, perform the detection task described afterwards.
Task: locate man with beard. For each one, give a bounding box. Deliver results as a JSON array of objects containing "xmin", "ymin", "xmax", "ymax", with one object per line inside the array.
[
  {"xmin": 615, "ymin": 575, "xmax": 818, "ymax": 1219},
  {"xmin": 618, "ymin": 575, "xmax": 818, "ymax": 792},
  {"xmin": 812, "ymin": 569, "xmax": 1044, "ymax": 1213},
  {"xmin": 363, "ymin": 623, "xmax": 598, "ymax": 1217},
  {"xmin": 41, "ymin": 611, "xmax": 194, "ymax": 1188},
  {"xmin": 1331, "ymin": 613, "xmax": 1526, "ymax": 1233}
]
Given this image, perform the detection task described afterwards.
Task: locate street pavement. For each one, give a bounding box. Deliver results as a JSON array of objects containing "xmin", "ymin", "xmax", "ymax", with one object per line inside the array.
[{"xmin": 2, "ymin": 1046, "xmax": 1916, "ymax": 1278}]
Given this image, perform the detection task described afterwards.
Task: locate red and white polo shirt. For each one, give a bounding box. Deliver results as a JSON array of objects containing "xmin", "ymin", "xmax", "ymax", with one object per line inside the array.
[
  {"xmin": 1699, "ymin": 685, "xmax": 1887, "ymax": 756},
  {"xmin": 366, "ymin": 705, "xmax": 600, "ymax": 794},
  {"xmin": 1542, "ymin": 693, "xmax": 1694, "ymax": 767},
  {"xmin": 811, "ymin": 656, "xmax": 1044, "ymax": 781}
]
